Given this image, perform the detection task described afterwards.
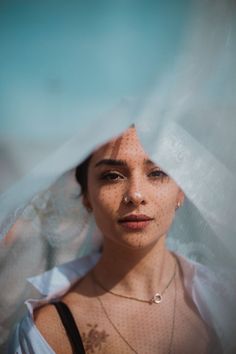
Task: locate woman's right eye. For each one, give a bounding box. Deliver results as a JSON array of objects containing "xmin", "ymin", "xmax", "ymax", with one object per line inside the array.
[{"xmin": 100, "ymin": 172, "xmax": 124, "ymax": 182}]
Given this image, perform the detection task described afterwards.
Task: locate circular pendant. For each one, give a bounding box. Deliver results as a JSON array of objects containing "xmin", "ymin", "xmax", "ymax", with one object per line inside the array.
[{"xmin": 152, "ymin": 293, "xmax": 162, "ymax": 304}]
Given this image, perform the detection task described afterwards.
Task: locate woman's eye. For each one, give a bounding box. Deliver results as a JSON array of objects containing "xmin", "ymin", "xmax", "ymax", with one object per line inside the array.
[
  {"xmin": 148, "ymin": 170, "xmax": 168, "ymax": 179},
  {"xmin": 100, "ymin": 172, "xmax": 124, "ymax": 181}
]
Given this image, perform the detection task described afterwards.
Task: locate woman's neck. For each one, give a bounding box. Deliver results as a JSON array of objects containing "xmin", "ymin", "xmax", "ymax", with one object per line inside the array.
[{"xmin": 92, "ymin": 235, "xmax": 175, "ymax": 299}]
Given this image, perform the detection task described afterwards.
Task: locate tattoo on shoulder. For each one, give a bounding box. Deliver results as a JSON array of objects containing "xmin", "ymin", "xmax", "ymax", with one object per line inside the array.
[{"xmin": 82, "ymin": 323, "xmax": 109, "ymax": 353}]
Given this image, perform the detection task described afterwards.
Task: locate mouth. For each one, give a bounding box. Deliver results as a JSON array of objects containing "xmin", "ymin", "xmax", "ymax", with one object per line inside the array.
[{"xmin": 118, "ymin": 214, "xmax": 153, "ymax": 231}]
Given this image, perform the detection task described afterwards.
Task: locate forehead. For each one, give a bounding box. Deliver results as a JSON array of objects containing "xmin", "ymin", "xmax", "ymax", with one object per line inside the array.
[{"xmin": 91, "ymin": 128, "xmax": 148, "ymax": 162}]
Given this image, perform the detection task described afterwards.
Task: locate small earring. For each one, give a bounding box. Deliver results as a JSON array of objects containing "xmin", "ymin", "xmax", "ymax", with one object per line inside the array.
[{"xmin": 176, "ymin": 201, "xmax": 182, "ymax": 210}]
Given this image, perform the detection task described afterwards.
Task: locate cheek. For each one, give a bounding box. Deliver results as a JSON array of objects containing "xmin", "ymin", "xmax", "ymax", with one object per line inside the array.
[
  {"xmin": 90, "ymin": 184, "xmax": 122, "ymax": 216},
  {"xmin": 151, "ymin": 184, "xmax": 178, "ymax": 221},
  {"xmin": 90, "ymin": 185, "xmax": 123, "ymax": 236}
]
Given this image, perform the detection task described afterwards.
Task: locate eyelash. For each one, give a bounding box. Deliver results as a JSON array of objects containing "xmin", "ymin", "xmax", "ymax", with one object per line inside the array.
[
  {"xmin": 99, "ymin": 170, "xmax": 168, "ymax": 182},
  {"xmin": 148, "ymin": 170, "xmax": 168, "ymax": 178},
  {"xmin": 100, "ymin": 172, "xmax": 124, "ymax": 181}
]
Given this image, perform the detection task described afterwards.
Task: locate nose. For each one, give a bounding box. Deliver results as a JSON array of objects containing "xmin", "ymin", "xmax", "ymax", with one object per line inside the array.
[{"xmin": 123, "ymin": 177, "xmax": 146, "ymax": 206}]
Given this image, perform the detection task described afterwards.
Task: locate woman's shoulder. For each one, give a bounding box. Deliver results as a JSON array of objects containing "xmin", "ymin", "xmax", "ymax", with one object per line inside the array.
[
  {"xmin": 34, "ymin": 271, "xmax": 97, "ymax": 353},
  {"xmin": 9, "ymin": 253, "xmax": 100, "ymax": 354},
  {"xmin": 11, "ymin": 275, "xmax": 94, "ymax": 354},
  {"xmin": 34, "ymin": 302, "xmax": 73, "ymax": 354},
  {"xmin": 8, "ymin": 310, "xmax": 56, "ymax": 354}
]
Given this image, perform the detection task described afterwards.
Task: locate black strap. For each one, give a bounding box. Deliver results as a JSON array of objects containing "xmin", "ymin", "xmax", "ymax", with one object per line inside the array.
[{"xmin": 52, "ymin": 301, "xmax": 86, "ymax": 354}]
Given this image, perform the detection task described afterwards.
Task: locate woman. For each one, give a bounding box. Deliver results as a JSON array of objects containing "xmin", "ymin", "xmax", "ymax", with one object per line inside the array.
[{"xmin": 11, "ymin": 127, "xmax": 221, "ymax": 353}]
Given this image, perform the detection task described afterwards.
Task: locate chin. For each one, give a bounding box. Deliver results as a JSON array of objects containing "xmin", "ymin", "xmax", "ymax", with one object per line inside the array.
[{"xmin": 115, "ymin": 233, "xmax": 162, "ymax": 250}]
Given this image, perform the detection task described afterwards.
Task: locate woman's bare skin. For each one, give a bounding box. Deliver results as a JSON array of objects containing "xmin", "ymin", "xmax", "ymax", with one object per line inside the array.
[{"xmin": 35, "ymin": 128, "xmax": 220, "ymax": 353}]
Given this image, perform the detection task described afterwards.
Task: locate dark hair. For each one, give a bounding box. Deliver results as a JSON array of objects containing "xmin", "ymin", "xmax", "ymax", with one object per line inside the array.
[{"xmin": 75, "ymin": 153, "xmax": 93, "ymax": 196}]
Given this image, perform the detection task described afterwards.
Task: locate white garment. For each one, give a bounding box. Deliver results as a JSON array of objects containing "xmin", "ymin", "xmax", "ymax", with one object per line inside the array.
[{"xmin": 9, "ymin": 252, "xmax": 221, "ymax": 354}]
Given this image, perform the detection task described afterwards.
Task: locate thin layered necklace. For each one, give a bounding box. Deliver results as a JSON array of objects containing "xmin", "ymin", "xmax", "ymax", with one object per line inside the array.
[
  {"xmin": 91, "ymin": 260, "xmax": 177, "ymax": 353},
  {"xmin": 93, "ymin": 260, "xmax": 176, "ymax": 304}
]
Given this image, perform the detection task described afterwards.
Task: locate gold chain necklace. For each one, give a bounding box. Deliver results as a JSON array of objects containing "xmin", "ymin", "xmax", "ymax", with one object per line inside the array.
[
  {"xmin": 92, "ymin": 260, "xmax": 176, "ymax": 304},
  {"xmin": 96, "ymin": 276, "xmax": 177, "ymax": 354}
]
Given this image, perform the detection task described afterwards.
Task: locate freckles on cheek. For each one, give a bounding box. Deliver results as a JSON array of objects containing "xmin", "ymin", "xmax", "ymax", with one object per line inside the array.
[
  {"xmin": 152, "ymin": 185, "xmax": 177, "ymax": 216},
  {"xmin": 95, "ymin": 186, "xmax": 120, "ymax": 211}
]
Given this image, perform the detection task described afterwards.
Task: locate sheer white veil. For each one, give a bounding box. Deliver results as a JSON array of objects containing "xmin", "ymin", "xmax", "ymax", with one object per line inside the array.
[{"xmin": 0, "ymin": 0, "xmax": 235, "ymax": 352}]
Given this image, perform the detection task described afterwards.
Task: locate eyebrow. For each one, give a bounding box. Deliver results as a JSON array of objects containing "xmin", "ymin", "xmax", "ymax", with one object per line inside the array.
[{"xmin": 94, "ymin": 158, "xmax": 156, "ymax": 168}]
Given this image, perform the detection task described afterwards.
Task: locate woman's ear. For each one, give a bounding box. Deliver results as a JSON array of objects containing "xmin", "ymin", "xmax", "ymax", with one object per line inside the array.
[
  {"xmin": 176, "ymin": 189, "xmax": 185, "ymax": 208},
  {"xmin": 83, "ymin": 194, "xmax": 93, "ymax": 212}
]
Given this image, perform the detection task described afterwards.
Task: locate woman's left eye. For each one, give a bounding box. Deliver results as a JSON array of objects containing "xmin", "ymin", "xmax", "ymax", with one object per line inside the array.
[{"xmin": 148, "ymin": 170, "xmax": 168, "ymax": 178}]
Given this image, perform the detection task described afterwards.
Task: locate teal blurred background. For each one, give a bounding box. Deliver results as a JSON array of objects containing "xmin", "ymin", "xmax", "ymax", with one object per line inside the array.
[{"xmin": 0, "ymin": 0, "xmax": 189, "ymax": 140}]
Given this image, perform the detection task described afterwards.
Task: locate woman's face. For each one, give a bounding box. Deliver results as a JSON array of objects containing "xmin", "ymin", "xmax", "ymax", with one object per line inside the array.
[{"xmin": 84, "ymin": 128, "xmax": 184, "ymax": 250}]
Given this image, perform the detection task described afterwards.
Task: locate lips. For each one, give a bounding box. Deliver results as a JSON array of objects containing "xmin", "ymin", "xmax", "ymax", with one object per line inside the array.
[
  {"xmin": 118, "ymin": 214, "xmax": 153, "ymax": 231},
  {"xmin": 118, "ymin": 214, "xmax": 153, "ymax": 222}
]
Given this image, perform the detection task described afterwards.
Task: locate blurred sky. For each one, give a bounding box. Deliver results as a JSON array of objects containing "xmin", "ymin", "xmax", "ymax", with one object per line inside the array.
[{"xmin": 0, "ymin": 0, "xmax": 190, "ymax": 140}]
